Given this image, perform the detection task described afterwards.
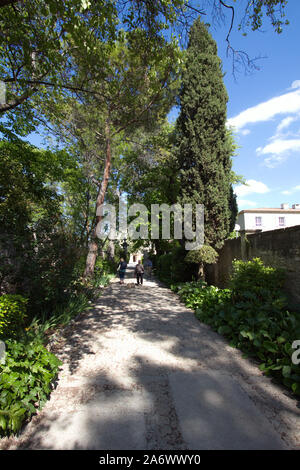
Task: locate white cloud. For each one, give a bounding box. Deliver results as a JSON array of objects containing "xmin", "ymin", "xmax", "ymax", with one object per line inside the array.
[
  {"xmin": 291, "ymin": 80, "xmax": 300, "ymax": 89},
  {"xmin": 257, "ymin": 138, "xmax": 300, "ymax": 167},
  {"xmin": 227, "ymin": 88, "xmax": 300, "ymax": 130},
  {"xmin": 228, "ymin": 82, "xmax": 300, "ymax": 168},
  {"xmin": 276, "ymin": 116, "xmax": 297, "ymax": 133},
  {"xmin": 257, "ymin": 138, "xmax": 300, "ymax": 156},
  {"xmin": 281, "ymin": 185, "xmax": 300, "ymax": 195},
  {"xmin": 264, "ymin": 155, "xmax": 289, "ymax": 168},
  {"xmin": 240, "ymin": 129, "xmax": 251, "ymax": 136},
  {"xmin": 235, "ymin": 179, "xmax": 270, "ymax": 197},
  {"xmin": 238, "ymin": 199, "xmax": 257, "ymax": 208}
]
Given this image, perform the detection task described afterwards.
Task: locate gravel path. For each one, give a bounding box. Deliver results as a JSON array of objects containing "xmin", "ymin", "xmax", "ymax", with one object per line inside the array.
[{"xmin": 1, "ymin": 264, "xmax": 299, "ymax": 450}]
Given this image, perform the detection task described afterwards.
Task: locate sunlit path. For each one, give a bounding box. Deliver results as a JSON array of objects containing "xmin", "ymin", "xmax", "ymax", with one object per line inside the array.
[{"xmin": 1, "ymin": 270, "xmax": 299, "ymax": 450}]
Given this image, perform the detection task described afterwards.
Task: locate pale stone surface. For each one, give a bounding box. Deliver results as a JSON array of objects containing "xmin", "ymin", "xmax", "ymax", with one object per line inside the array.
[
  {"xmin": 1, "ymin": 264, "xmax": 299, "ymax": 450},
  {"xmin": 169, "ymin": 370, "xmax": 287, "ymax": 450},
  {"xmin": 14, "ymin": 390, "xmax": 149, "ymax": 450}
]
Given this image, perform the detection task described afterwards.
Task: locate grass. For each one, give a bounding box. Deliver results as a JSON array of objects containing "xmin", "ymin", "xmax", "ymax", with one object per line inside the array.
[{"xmin": 24, "ymin": 293, "xmax": 92, "ymax": 344}]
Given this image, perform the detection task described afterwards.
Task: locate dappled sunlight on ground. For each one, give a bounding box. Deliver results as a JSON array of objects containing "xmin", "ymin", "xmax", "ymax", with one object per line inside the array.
[{"xmin": 1, "ymin": 264, "xmax": 299, "ymax": 450}]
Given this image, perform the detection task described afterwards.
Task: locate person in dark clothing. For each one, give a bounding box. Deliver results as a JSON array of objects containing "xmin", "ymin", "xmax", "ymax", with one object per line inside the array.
[
  {"xmin": 117, "ymin": 257, "xmax": 127, "ymax": 284},
  {"xmin": 135, "ymin": 260, "xmax": 144, "ymax": 285}
]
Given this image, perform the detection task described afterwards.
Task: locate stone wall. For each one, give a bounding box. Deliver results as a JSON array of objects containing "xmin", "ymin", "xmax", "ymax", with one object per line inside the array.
[{"xmin": 205, "ymin": 225, "xmax": 300, "ymax": 309}]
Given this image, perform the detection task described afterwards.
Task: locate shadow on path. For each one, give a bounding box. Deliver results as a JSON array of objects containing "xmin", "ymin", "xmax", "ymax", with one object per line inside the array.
[{"xmin": 1, "ymin": 266, "xmax": 299, "ymax": 450}]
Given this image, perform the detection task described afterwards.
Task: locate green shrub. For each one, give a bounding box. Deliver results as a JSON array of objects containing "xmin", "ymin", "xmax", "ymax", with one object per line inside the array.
[
  {"xmin": 0, "ymin": 339, "xmax": 62, "ymax": 436},
  {"xmin": 175, "ymin": 281, "xmax": 231, "ymax": 319},
  {"xmin": 156, "ymin": 246, "xmax": 193, "ymax": 285},
  {"xmin": 230, "ymin": 258, "xmax": 286, "ymax": 306},
  {"xmin": 92, "ymin": 273, "xmax": 115, "ymax": 289},
  {"xmin": 94, "ymin": 257, "xmax": 118, "ymax": 277},
  {"xmin": 174, "ymin": 258, "xmax": 300, "ymax": 396},
  {"xmin": 172, "ymin": 280, "xmax": 207, "ymax": 307},
  {"xmin": 184, "ymin": 245, "xmax": 218, "ymax": 265},
  {"xmin": 2, "ymin": 229, "xmax": 82, "ymax": 320},
  {"xmin": 0, "ymin": 294, "xmax": 28, "ymax": 340},
  {"xmin": 156, "ymin": 253, "xmax": 173, "ymax": 284},
  {"xmin": 25, "ymin": 292, "xmax": 92, "ymax": 343},
  {"xmin": 93, "ymin": 257, "xmax": 117, "ymax": 288},
  {"xmin": 195, "ymin": 296, "xmax": 300, "ymax": 396},
  {"xmin": 49, "ymin": 293, "xmax": 92, "ymax": 327}
]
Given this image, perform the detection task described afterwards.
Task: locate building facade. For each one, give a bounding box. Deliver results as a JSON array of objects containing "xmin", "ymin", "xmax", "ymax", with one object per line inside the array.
[{"xmin": 237, "ymin": 203, "xmax": 300, "ymax": 234}]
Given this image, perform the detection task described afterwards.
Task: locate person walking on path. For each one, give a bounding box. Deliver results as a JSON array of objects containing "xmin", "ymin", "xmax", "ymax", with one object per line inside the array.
[
  {"xmin": 117, "ymin": 257, "xmax": 127, "ymax": 284},
  {"xmin": 135, "ymin": 260, "xmax": 144, "ymax": 285}
]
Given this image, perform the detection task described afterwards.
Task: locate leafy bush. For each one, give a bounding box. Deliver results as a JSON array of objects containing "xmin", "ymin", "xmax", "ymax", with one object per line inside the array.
[
  {"xmin": 0, "ymin": 140, "xmax": 83, "ymax": 319},
  {"xmin": 94, "ymin": 257, "xmax": 118, "ymax": 276},
  {"xmin": 93, "ymin": 257, "xmax": 117, "ymax": 288},
  {"xmin": 229, "ymin": 258, "xmax": 286, "ymax": 305},
  {"xmin": 184, "ymin": 245, "xmax": 218, "ymax": 265},
  {"xmin": 172, "ymin": 280, "xmax": 208, "ymax": 307},
  {"xmin": 0, "ymin": 339, "xmax": 62, "ymax": 436},
  {"xmin": 0, "ymin": 294, "xmax": 28, "ymax": 340},
  {"xmin": 23, "ymin": 256, "xmax": 115, "ymax": 345},
  {"xmin": 174, "ymin": 258, "xmax": 300, "ymax": 396},
  {"xmin": 156, "ymin": 245, "xmax": 193, "ymax": 285},
  {"xmin": 25, "ymin": 293, "xmax": 92, "ymax": 344},
  {"xmin": 156, "ymin": 252, "xmax": 173, "ymax": 284},
  {"xmin": 92, "ymin": 273, "xmax": 115, "ymax": 289},
  {"xmin": 23, "ymin": 231, "xmax": 82, "ymax": 318}
]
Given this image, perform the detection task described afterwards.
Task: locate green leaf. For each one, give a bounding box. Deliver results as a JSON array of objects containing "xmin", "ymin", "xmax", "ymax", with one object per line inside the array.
[
  {"xmin": 217, "ymin": 325, "xmax": 231, "ymax": 335},
  {"xmin": 276, "ymin": 336, "xmax": 286, "ymax": 344},
  {"xmin": 262, "ymin": 341, "xmax": 278, "ymax": 354},
  {"xmin": 282, "ymin": 365, "xmax": 291, "ymax": 378},
  {"xmin": 292, "ymin": 383, "xmax": 300, "ymax": 394}
]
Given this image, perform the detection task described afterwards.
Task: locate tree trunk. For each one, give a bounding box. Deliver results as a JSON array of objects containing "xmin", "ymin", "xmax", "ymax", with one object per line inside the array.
[
  {"xmin": 83, "ymin": 121, "xmax": 112, "ymax": 278},
  {"xmin": 197, "ymin": 262, "xmax": 205, "ymax": 281},
  {"xmin": 107, "ymin": 239, "xmax": 115, "ymax": 260}
]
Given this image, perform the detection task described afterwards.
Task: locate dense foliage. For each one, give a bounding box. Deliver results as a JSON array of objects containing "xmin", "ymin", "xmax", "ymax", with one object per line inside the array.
[
  {"xmin": 172, "ymin": 258, "xmax": 300, "ymax": 396},
  {"xmin": 0, "ymin": 140, "xmax": 82, "ymax": 315},
  {"xmin": 184, "ymin": 246, "xmax": 219, "ymax": 265},
  {"xmin": 0, "ymin": 339, "xmax": 61, "ymax": 436},
  {"xmin": 155, "ymin": 245, "xmax": 193, "ymax": 285},
  {"xmin": 0, "ymin": 255, "xmax": 116, "ymax": 437},
  {"xmin": 0, "ymin": 0, "xmax": 293, "ymax": 439},
  {"xmin": 0, "ymin": 294, "xmax": 27, "ymax": 340},
  {"xmin": 175, "ymin": 18, "xmax": 238, "ymax": 251}
]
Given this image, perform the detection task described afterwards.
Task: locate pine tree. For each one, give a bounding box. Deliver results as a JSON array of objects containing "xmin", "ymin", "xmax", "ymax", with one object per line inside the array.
[{"xmin": 176, "ymin": 18, "xmax": 237, "ymax": 250}]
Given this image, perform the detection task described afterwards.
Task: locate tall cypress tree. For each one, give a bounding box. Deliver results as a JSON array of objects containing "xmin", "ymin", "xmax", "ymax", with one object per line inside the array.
[{"xmin": 176, "ymin": 18, "xmax": 237, "ymax": 250}]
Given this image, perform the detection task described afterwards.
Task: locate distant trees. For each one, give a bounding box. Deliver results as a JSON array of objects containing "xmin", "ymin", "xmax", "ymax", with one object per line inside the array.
[
  {"xmin": 0, "ymin": 0, "xmax": 290, "ymax": 127},
  {"xmin": 0, "ymin": 140, "xmax": 80, "ymax": 312},
  {"xmin": 0, "ymin": 0, "xmax": 182, "ymax": 133},
  {"xmin": 0, "ymin": 0, "xmax": 292, "ymax": 329},
  {"xmin": 1, "ymin": 0, "xmax": 287, "ymax": 289},
  {"xmin": 71, "ymin": 34, "xmax": 181, "ymax": 277}
]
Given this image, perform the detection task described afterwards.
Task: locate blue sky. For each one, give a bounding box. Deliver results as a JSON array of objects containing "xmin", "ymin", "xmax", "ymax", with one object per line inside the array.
[
  {"xmin": 211, "ymin": 1, "xmax": 300, "ymax": 211},
  {"xmin": 27, "ymin": 2, "xmax": 300, "ymax": 212},
  {"xmin": 168, "ymin": 2, "xmax": 300, "ymax": 211}
]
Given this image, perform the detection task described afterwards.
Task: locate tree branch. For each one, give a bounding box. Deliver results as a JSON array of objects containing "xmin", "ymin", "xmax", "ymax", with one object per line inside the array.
[
  {"xmin": 218, "ymin": 0, "xmax": 262, "ymax": 78},
  {"xmin": 112, "ymin": 65, "xmax": 173, "ymax": 137},
  {"xmin": 0, "ymin": 87, "xmax": 36, "ymax": 112}
]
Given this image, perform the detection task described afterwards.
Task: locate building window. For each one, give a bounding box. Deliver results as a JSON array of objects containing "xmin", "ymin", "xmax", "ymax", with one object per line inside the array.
[
  {"xmin": 255, "ymin": 216, "xmax": 262, "ymax": 227},
  {"xmin": 279, "ymin": 217, "xmax": 285, "ymax": 227}
]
